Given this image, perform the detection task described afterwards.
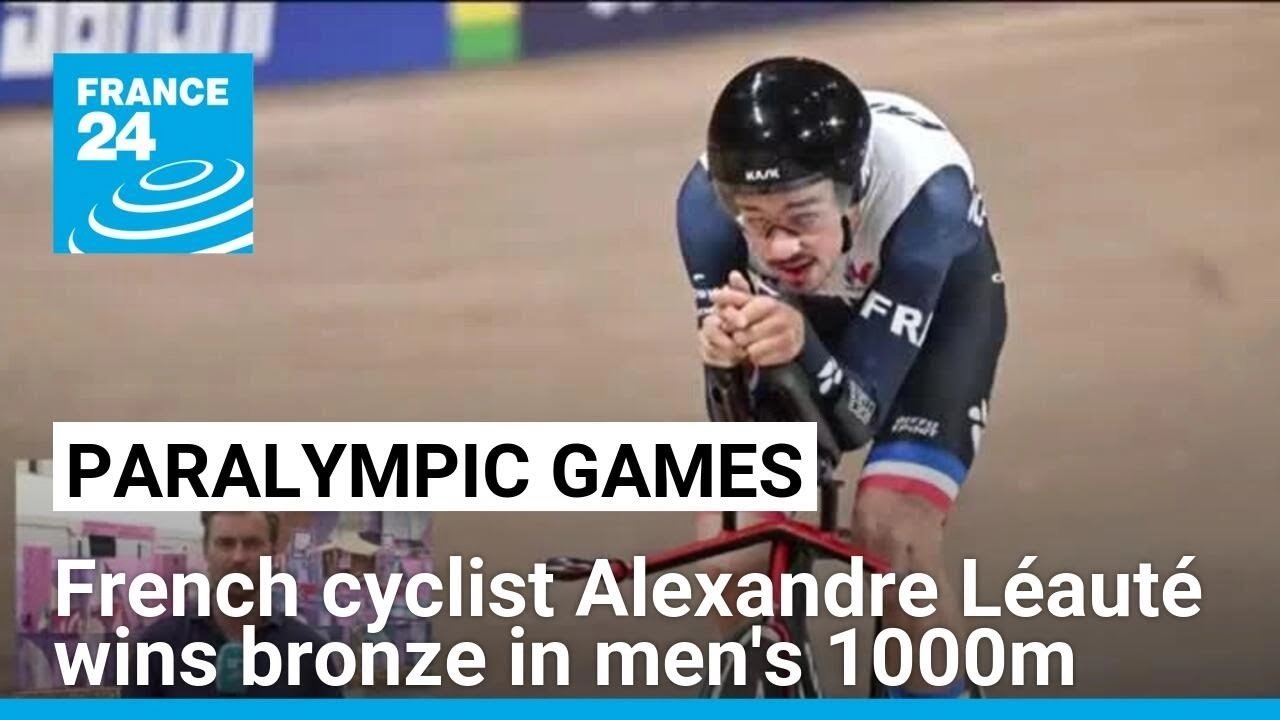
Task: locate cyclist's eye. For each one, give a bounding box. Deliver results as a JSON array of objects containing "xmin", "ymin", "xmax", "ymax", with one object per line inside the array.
[{"xmin": 790, "ymin": 214, "xmax": 820, "ymax": 230}]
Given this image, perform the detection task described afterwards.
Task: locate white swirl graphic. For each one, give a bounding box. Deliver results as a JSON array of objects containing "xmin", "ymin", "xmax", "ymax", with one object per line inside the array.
[
  {"xmin": 67, "ymin": 228, "xmax": 254, "ymax": 254},
  {"xmin": 88, "ymin": 197, "xmax": 253, "ymax": 240},
  {"xmin": 139, "ymin": 160, "xmax": 213, "ymax": 191},
  {"xmin": 113, "ymin": 161, "xmax": 244, "ymax": 214},
  {"xmin": 67, "ymin": 158, "xmax": 254, "ymax": 255}
]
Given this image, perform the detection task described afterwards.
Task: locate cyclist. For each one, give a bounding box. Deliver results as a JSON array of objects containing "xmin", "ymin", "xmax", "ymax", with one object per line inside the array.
[{"xmin": 676, "ymin": 56, "xmax": 1007, "ymax": 698}]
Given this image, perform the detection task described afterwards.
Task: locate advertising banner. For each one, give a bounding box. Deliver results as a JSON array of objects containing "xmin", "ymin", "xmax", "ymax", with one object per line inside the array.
[
  {"xmin": 0, "ymin": 2, "xmax": 450, "ymax": 106},
  {"xmin": 520, "ymin": 2, "xmax": 876, "ymax": 58}
]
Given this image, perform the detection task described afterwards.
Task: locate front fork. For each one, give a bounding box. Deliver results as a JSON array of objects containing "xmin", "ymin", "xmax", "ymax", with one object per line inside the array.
[{"xmin": 767, "ymin": 539, "xmax": 888, "ymax": 699}]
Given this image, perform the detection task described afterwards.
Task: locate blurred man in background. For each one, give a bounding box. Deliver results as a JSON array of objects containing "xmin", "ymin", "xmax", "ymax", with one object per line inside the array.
[{"xmin": 122, "ymin": 511, "xmax": 343, "ymax": 698}]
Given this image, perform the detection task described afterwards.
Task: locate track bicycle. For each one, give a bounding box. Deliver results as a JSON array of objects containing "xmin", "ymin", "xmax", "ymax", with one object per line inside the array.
[{"xmin": 544, "ymin": 363, "xmax": 895, "ymax": 698}]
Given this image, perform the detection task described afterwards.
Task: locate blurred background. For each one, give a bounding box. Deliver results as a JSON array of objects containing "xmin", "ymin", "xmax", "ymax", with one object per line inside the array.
[
  {"xmin": 1, "ymin": 0, "xmax": 1279, "ymax": 698},
  {"xmin": 12, "ymin": 460, "xmax": 434, "ymax": 695}
]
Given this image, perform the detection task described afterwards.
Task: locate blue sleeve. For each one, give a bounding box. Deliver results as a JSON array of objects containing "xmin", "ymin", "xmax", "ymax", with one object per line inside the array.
[
  {"xmin": 674, "ymin": 160, "xmax": 753, "ymax": 420},
  {"xmin": 675, "ymin": 160, "xmax": 748, "ymax": 325},
  {"xmin": 795, "ymin": 166, "xmax": 984, "ymax": 443}
]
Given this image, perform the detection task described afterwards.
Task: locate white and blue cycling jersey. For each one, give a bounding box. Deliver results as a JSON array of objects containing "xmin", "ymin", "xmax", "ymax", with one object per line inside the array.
[{"xmin": 677, "ymin": 91, "xmax": 1008, "ymax": 511}]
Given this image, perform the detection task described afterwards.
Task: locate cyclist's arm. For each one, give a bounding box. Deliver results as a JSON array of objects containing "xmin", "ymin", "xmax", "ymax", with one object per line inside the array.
[
  {"xmin": 676, "ymin": 160, "xmax": 748, "ymax": 323},
  {"xmin": 796, "ymin": 166, "xmax": 985, "ymax": 449},
  {"xmin": 675, "ymin": 160, "xmax": 751, "ymax": 417}
]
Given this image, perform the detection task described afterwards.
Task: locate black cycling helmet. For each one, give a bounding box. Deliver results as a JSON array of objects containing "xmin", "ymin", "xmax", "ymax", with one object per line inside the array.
[{"xmin": 706, "ymin": 56, "xmax": 872, "ymax": 212}]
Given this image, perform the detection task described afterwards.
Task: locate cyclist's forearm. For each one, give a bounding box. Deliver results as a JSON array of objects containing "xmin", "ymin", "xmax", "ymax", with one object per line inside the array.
[{"xmin": 793, "ymin": 322, "xmax": 880, "ymax": 451}]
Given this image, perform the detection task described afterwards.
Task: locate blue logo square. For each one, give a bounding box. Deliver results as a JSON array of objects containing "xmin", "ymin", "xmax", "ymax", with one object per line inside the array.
[{"xmin": 52, "ymin": 53, "xmax": 254, "ymax": 254}]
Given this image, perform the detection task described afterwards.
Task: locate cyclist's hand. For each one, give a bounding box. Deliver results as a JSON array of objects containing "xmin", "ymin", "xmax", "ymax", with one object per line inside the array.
[
  {"xmin": 698, "ymin": 311, "xmax": 747, "ymax": 368},
  {"xmin": 701, "ymin": 271, "xmax": 755, "ymax": 368},
  {"xmin": 717, "ymin": 272, "xmax": 805, "ymax": 368},
  {"xmin": 708, "ymin": 270, "xmax": 754, "ymax": 313},
  {"xmin": 851, "ymin": 485, "xmax": 946, "ymax": 575}
]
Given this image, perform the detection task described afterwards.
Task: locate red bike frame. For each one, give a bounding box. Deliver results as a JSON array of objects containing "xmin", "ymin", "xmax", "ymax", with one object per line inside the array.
[
  {"xmin": 545, "ymin": 363, "xmax": 896, "ymax": 697},
  {"xmin": 544, "ymin": 509, "xmax": 893, "ymax": 698},
  {"xmin": 593, "ymin": 514, "xmax": 891, "ymax": 586}
]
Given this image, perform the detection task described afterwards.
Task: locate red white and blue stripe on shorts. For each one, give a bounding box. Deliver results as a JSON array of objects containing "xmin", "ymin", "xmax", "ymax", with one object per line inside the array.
[{"xmin": 859, "ymin": 441, "xmax": 968, "ymax": 513}]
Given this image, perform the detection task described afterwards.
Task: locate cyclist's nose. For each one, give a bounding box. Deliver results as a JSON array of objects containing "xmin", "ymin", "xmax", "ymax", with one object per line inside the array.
[{"xmin": 764, "ymin": 232, "xmax": 802, "ymax": 262}]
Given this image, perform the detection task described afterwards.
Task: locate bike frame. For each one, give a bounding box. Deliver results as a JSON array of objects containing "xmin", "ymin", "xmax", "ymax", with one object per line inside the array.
[
  {"xmin": 599, "ymin": 510, "xmax": 889, "ymax": 587},
  {"xmin": 546, "ymin": 363, "xmax": 894, "ymax": 697},
  {"xmin": 550, "ymin": 469, "xmax": 892, "ymax": 698}
]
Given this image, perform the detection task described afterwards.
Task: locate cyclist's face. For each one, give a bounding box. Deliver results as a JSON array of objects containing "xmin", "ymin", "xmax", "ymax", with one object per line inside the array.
[{"xmin": 733, "ymin": 181, "xmax": 848, "ymax": 292}]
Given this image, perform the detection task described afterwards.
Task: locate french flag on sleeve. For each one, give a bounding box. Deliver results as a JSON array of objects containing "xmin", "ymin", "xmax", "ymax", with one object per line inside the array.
[{"xmin": 859, "ymin": 441, "xmax": 968, "ymax": 513}]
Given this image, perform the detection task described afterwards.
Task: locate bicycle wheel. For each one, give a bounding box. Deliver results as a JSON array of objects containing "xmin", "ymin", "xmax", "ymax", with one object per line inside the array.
[
  {"xmin": 699, "ymin": 619, "xmax": 807, "ymax": 699},
  {"xmin": 864, "ymin": 614, "xmax": 987, "ymax": 699},
  {"xmin": 699, "ymin": 546, "xmax": 822, "ymax": 699},
  {"xmin": 780, "ymin": 546, "xmax": 823, "ymax": 698},
  {"xmin": 868, "ymin": 615, "xmax": 888, "ymax": 698}
]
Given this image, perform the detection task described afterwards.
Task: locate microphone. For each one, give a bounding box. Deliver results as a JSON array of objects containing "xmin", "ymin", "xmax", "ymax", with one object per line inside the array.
[{"xmin": 215, "ymin": 642, "xmax": 245, "ymax": 695}]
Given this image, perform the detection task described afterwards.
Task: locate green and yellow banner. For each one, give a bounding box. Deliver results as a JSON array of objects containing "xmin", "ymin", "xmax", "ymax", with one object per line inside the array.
[{"xmin": 448, "ymin": 2, "xmax": 521, "ymax": 66}]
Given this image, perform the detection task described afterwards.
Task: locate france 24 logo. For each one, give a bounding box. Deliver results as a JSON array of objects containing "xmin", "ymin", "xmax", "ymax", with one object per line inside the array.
[{"xmin": 52, "ymin": 53, "xmax": 254, "ymax": 254}]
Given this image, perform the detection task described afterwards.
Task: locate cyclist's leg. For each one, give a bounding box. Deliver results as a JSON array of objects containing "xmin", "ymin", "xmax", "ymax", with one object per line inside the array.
[{"xmin": 857, "ymin": 226, "xmax": 1007, "ymax": 698}]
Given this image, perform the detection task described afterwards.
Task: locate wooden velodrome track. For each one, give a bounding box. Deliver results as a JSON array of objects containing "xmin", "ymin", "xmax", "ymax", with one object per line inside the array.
[{"xmin": 1, "ymin": 2, "xmax": 1278, "ymax": 697}]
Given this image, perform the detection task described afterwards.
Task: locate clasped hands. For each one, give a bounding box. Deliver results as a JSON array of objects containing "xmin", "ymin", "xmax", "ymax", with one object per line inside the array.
[{"xmin": 698, "ymin": 270, "xmax": 806, "ymax": 369}]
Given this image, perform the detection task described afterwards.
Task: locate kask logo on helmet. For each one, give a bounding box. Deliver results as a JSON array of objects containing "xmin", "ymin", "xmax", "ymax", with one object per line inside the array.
[{"xmin": 745, "ymin": 167, "xmax": 781, "ymax": 182}]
